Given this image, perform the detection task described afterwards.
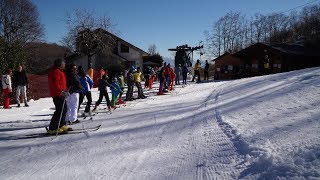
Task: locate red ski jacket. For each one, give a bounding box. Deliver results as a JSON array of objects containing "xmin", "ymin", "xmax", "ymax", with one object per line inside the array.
[{"xmin": 48, "ymin": 67, "xmax": 67, "ymax": 97}]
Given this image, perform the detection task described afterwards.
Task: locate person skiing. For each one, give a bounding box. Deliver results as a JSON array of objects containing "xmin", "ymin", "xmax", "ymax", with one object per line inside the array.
[
  {"xmin": 182, "ymin": 64, "xmax": 189, "ymax": 85},
  {"xmin": 174, "ymin": 64, "xmax": 182, "ymax": 85},
  {"xmin": 204, "ymin": 60, "xmax": 209, "ymax": 81},
  {"xmin": 12, "ymin": 65, "xmax": 29, "ymax": 107},
  {"xmin": 117, "ymin": 72, "xmax": 125, "ymax": 104},
  {"xmin": 157, "ymin": 66, "xmax": 166, "ymax": 95},
  {"xmin": 192, "ymin": 59, "xmax": 201, "ymax": 83},
  {"xmin": 92, "ymin": 74, "xmax": 111, "ymax": 112},
  {"xmin": 148, "ymin": 66, "xmax": 155, "ymax": 90},
  {"xmin": 169, "ymin": 67, "xmax": 176, "ymax": 91},
  {"xmin": 125, "ymin": 66, "xmax": 135, "ymax": 101},
  {"xmin": 65, "ymin": 63, "xmax": 82, "ymax": 124},
  {"xmin": 164, "ymin": 63, "xmax": 170, "ymax": 90},
  {"xmin": 47, "ymin": 58, "xmax": 71, "ymax": 134},
  {"xmin": 78, "ymin": 66, "xmax": 94, "ymax": 116},
  {"xmin": 110, "ymin": 77, "xmax": 122, "ymax": 109},
  {"xmin": 133, "ymin": 67, "xmax": 146, "ymax": 99},
  {"xmin": 2, "ymin": 69, "xmax": 13, "ymax": 109},
  {"xmin": 143, "ymin": 66, "xmax": 150, "ymax": 88}
]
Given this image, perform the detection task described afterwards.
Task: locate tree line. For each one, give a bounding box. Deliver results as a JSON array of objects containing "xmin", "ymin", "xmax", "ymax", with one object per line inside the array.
[{"xmin": 204, "ymin": 3, "xmax": 320, "ymax": 57}]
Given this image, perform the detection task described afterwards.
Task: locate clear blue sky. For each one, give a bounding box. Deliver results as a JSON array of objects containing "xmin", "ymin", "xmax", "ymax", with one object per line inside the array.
[{"xmin": 31, "ymin": 0, "xmax": 318, "ymax": 61}]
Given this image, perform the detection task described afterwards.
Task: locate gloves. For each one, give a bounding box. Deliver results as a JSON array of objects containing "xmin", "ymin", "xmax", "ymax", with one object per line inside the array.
[{"xmin": 61, "ymin": 91, "xmax": 68, "ymax": 98}]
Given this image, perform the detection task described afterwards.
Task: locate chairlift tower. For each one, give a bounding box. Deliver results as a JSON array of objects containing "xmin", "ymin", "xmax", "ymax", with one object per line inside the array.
[{"xmin": 168, "ymin": 44, "xmax": 203, "ymax": 67}]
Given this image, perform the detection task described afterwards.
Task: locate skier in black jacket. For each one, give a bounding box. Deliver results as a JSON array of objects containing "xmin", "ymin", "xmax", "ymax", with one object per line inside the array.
[{"xmin": 93, "ymin": 74, "xmax": 112, "ymax": 112}]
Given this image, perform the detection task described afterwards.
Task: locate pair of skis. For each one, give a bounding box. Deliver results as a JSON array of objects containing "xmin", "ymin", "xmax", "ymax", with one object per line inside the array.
[{"xmin": 10, "ymin": 124, "xmax": 102, "ymax": 140}]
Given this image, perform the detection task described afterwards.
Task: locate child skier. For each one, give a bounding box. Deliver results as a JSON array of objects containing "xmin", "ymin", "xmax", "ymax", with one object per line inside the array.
[
  {"xmin": 110, "ymin": 77, "xmax": 122, "ymax": 109},
  {"xmin": 117, "ymin": 72, "xmax": 125, "ymax": 104},
  {"xmin": 157, "ymin": 66, "xmax": 166, "ymax": 95},
  {"xmin": 92, "ymin": 74, "xmax": 111, "ymax": 112},
  {"xmin": 2, "ymin": 69, "xmax": 13, "ymax": 109},
  {"xmin": 169, "ymin": 67, "xmax": 176, "ymax": 91}
]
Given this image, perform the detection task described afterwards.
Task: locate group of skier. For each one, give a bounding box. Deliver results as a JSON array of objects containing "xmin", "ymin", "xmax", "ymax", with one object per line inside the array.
[
  {"xmin": 1, "ymin": 65, "xmax": 29, "ymax": 109},
  {"xmin": 2, "ymin": 58, "xmax": 210, "ymax": 135}
]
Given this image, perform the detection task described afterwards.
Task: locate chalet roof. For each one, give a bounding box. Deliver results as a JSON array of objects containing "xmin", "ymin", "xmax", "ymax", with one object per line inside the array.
[
  {"xmin": 94, "ymin": 28, "xmax": 149, "ymax": 56},
  {"xmin": 271, "ymin": 43, "xmax": 320, "ymax": 57},
  {"xmin": 212, "ymin": 52, "xmax": 235, "ymax": 62},
  {"xmin": 235, "ymin": 42, "xmax": 320, "ymax": 57}
]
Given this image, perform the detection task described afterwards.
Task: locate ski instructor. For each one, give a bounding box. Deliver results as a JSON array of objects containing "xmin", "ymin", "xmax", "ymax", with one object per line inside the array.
[{"xmin": 47, "ymin": 58, "xmax": 71, "ymax": 134}]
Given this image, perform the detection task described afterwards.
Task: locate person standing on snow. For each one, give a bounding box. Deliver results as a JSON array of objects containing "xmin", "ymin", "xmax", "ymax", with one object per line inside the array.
[
  {"xmin": 110, "ymin": 77, "xmax": 122, "ymax": 109},
  {"xmin": 92, "ymin": 74, "xmax": 111, "ymax": 112},
  {"xmin": 78, "ymin": 66, "xmax": 94, "ymax": 116},
  {"xmin": 2, "ymin": 69, "xmax": 13, "ymax": 109},
  {"xmin": 204, "ymin": 60, "xmax": 209, "ymax": 81},
  {"xmin": 148, "ymin": 66, "xmax": 155, "ymax": 90},
  {"xmin": 117, "ymin": 72, "xmax": 125, "ymax": 104},
  {"xmin": 133, "ymin": 67, "xmax": 146, "ymax": 99},
  {"xmin": 174, "ymin": 64, "xmax": 182, "ymax": 85},
  {"xmin": 12, "ymin": 65, "xmax": 29, "ymax": 107},
  {"xmin": 125, "ymin": 67, "xmax": 135, "ymax": 101},
  {"xmin": 47, "ymin": 59, "xmax": 71, "ymax": 134},
  {"xmin": 182, "ymin": 64, "xmax": 189, "ymax": 85},
  {"xmin": 169, "ymin": 67, "xmax": 176, "ymax": 91},
  {"xmin": 65, "ymin": 63, "xmax": 82, "ymax": 124},
  {"xmin": 192, "ymin": 59, "xmax": 201, "ymax": 83},
  {"xmin": 157, "ymin": 66, "xmax": 166, "ymax": 95}
]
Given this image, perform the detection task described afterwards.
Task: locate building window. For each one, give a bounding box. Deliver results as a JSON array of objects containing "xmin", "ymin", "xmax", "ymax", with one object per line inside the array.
[{"xmin": 120, "ymin": 43, "xmax": 129, "ymax": 53}]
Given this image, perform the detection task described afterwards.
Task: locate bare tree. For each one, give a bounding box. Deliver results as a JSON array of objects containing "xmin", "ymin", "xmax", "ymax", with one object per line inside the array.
[
  {"xmin": 0, "ymin": 0, "xmax": 44, "ymax": 44},
  {"xmin": 62, "ymin": 9, "xmax": 115, "ymax": 67},
  {"xmin": 0, "ymin": 0, "xmax": 43, "ymax": 73},
  {"xmin": 148, "ymin": 44, "xmax": 157, "ymax": 55},
  {"xmin": 205, "ymin": 3, "xmax": 320, "ymax": 59},
  {"xmin": 205, "ymin": 11, "xmax": 245, "ymax": 57}
]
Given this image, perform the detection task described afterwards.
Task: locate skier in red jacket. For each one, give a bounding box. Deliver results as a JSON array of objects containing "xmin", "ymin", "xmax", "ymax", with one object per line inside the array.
[{"xmin": 47, "ymin": 58, "xmax": 71, "ymax": 134}]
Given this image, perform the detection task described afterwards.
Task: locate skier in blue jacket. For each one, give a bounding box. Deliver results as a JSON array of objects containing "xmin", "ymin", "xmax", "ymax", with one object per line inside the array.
[
  {"xmin": 110, "ymin": 76, "xmax": 122, "ymax": 109},
  {"xmin": 77, "ymin": 66, "xmax": 93, "ymax": 115}
]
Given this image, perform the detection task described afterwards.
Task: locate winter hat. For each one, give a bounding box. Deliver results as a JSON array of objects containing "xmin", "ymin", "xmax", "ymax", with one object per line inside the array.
[
  {"xmin": 112, "ymin": 77, "xmax": 118, "ymax": 82},
  {"xmin": 130, "ymin": 66, "xmax": 135, "ymax": 72}
]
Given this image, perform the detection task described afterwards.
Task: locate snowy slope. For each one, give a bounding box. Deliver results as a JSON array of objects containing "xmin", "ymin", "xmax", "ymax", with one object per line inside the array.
[{"xmin": 0, "ymin": 67, "xmax": 319, "ymax": 179}]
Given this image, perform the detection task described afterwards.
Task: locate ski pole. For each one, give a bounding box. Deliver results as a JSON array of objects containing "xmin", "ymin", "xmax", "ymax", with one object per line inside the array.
[
  {"xmin": 55, "ymin": 88, "xmax": 71, "ymax": 137},
  {"xmin": 55, "ymin": 95, "xmax": 67, "ymax": 137}
]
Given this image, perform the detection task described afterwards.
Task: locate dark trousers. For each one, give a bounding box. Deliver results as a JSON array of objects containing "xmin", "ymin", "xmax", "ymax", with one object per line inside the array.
[
  {"xmin": 135, "ymin": 82, "xmax": 145, "ymax": 98},
  {"xmin": 144, "ymin": 75, "xmax": 149, "ymax": 87},
  {"xmin": 182, "ymin": 73, "xmax": 187, "ymax": 84},
  {"xmin": 49, "ymin": 96, "xmax": 67, "ymax": 130},
  {"xmin": 126, "ymin": 85, "xmax": 134, "ymax": 100},
  {"xmin": 95, "ymin": 89, "xmax": 111, "ymax": 106},
  {"xmin": 79, "ymin": 91, "xmax": 92, "ymax": 113},
  {"xmin": 204, "ymin": 70, "xmax": 209, "ymax": 80}
]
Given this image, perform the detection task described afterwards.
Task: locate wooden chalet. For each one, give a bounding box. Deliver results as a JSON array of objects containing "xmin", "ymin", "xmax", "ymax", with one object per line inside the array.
[{"xmin": 212, "ymin": 43, "xmax": 320, "ymax": 80}]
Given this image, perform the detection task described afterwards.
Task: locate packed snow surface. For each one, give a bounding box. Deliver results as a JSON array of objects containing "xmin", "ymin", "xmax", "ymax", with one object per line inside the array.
[{"xmin": 0, "ymin": 67, "xmax": 319, "ymax": 179}]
